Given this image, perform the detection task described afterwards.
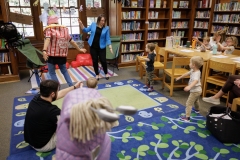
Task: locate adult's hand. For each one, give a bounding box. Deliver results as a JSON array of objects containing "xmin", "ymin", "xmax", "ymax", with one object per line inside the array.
[
  {"xmin": 234, "ymin": 79, "xmax": 240, "ymax": 88},
  {"xmin": 78, "ymin": 19, "xmax": 83, "ymax": 24},
  {"xmin": 74, "ymin": 81, "xmax": 83, "ymax": 88},
  {"xmin": 80, "ymin": 48, "xmax": 87, "ymax": 53},
  {"xmin": 43, "ymin": 51, "xmax": 48, "ymax": 61},
  {"xmin": 110, "ymin": 48, "xmax": 113, "ymax": 54}
]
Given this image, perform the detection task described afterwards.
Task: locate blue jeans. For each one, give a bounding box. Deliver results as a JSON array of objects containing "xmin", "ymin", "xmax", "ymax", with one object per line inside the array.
[{"xmin": 47, "ymin": 63, "xmax": 73, "ymax": 87}]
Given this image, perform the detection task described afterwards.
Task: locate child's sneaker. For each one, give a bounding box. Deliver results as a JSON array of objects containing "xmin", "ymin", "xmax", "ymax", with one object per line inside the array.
[
  {"xmin": 192, "ymin": 108, "xmax": 200, "ymax": 113},
  {"xmin": 202, "ymin": 97, "xmax": 220, "ymax": 105},
  {"xmin": 143, "ymin": 85, "xmax": 149, "ymax": 88},
  {"xmin": 147, "ymin": 86, "xmax": 153, "ymax": 92},
  {"xmin": 180, "ymin": 115, "xmax": 190, "ymax": 122}
]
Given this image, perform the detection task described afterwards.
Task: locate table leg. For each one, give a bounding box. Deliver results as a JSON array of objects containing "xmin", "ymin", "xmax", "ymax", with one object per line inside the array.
[
  {"xmin": 136, "ymin": 58, "xmax": 139, "ymax": 71},
  {"xmin": 201, "ymin": 61, "xmax": 207, "ymax": 96}
]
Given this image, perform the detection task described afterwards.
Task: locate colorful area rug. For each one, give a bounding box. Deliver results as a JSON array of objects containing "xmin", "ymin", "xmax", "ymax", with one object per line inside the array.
[
  {"xmin": 30, "ymin": 65, "xmax": 118, "ymax": 88},
  {"xmin": 8, "ymin": 79, "xmax": 240, "ymax": 160}
]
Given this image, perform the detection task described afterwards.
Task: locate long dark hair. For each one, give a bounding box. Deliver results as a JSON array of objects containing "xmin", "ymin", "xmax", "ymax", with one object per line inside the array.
[{"xmin": 96, "ymin": 14, "xmax": 106, "ymax": 27}]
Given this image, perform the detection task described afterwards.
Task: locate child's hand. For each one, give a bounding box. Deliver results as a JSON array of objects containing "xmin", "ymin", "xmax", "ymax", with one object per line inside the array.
[
  {"xmin": 175, "ymin": 77, "xmax": 181, "ymax": 81},
  {"xmin": 184, "ymin": 86, "xmax": 191, "ymax": 92}
]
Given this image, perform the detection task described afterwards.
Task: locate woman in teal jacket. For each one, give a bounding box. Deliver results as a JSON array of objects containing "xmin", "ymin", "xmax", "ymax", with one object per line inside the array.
[{"xmin": 79, "ymin": 15, "xmax": 113, "ymax": 80}]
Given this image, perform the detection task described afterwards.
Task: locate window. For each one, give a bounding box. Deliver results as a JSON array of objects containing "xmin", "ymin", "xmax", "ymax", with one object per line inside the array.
[
  {"xmin": 40, "ymin": 0, "xmax": 80, "ymax": 34},
  {"xmin": 8, "ymin": 0, "xmax": 34, "ymax": 37},
  {"xmin": 85, "ymin": 0, "xmax": 102, "ymax": 27},
  {"xmin": 6, "ymin": 0, "xmax": 106, "ymax": 40}
]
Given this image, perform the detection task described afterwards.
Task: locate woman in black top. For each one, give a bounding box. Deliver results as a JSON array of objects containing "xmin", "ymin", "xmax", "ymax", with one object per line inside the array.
[{"xmin": 79, "ymin": 15, "xmax": 113, "ymax": 80}]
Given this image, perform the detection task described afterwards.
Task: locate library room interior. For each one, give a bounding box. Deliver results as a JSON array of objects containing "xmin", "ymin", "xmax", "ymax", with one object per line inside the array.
[{"xmin": 1, "ymin": 0, "xmax": 240, "ymax": 160}]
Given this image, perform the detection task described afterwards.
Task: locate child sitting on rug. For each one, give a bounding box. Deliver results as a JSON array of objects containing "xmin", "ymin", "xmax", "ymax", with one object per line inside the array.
[
  {"xmin": 176, "ymin": 56, "xmax": 204, "ymax": 122},
  {"xmin": 87, "ymin": 77, "xmax": 98, "ymax": 89},
  {"xmin": 143, "ymin": 43, "xmax": 156, "ymax": 92}
]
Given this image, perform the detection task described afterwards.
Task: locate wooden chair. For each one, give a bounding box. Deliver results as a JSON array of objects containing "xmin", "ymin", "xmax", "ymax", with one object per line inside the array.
[
  {"xmin": 202, "ymin": 59, "xmax": 236, "ymax": 104},
  {"xmin": 232, "ymin": 49, "xmax": 240, "ymax": 56},
  {"xmin": 139, "ymin": 46, "xmax": 164, "ymax": 83},
  {"xmin": 232, "ymin": 98, "xmax": 240, "ymax": 112},
  {"xmin": 162, "ymin": 57, "xmax": 190, "ymax": 96}
]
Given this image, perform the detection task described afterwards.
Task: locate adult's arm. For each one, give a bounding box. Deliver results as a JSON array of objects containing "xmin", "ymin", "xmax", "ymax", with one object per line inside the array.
[
  {"xmin": 57, "ymin": 81, "xmax": 83, "ymax": 100},
  {"xmin": 69, "ymin": 40, "xmax": 87, "ymax": 53},
  {"xmin": 79, "ymin": 20, "xmax": 92, "ymax": 33},
  {"xmin": 42, "ymin": 38, "xmax": 50, "ymax": 61}
]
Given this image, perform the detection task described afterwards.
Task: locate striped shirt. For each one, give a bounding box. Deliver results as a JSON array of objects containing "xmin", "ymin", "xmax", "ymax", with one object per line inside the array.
[{"xmin": 44, "ymin": 25, "xmax": 71, "ymax": 57}]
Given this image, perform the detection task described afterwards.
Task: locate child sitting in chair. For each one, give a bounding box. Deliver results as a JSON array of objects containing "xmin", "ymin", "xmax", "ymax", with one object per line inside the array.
[
  {"xmin": 218, "ymin": 36, "xmax": 238, "ymax": 55},
  {"xmin": 193, "ymin": 37, "xmax": 212, "ymax": 52}
]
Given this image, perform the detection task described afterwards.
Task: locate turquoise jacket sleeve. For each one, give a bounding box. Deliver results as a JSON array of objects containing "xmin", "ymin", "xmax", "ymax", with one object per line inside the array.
[
  {"xmin": 105, "ymin": 26, "xmax": 111, "ymax": 46},
  {"xmin": 82, "ymin": 23, "xmax": 92, "ymax": 33}
]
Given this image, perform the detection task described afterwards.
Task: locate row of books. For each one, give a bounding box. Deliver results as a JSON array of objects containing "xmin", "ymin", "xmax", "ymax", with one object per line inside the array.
[
  {"xmin": 122, "ymin": 21, "xmax": 141, "ymax": 30},
  {"xmin": 121, "ymin": 43, "xmax": 141, "ymax": 52},
  {"xmin": 212, "ymin": 25, "xmax": 240, "ymax": 35},
  {"xmin": 213, "ymin": 14, "xmax": 240, "ymax": 23},
  {"xmin": 0, "ymin": 53, "xmax": 10, "ymax": 63},
  {"xmin": 149, "ymin": 0, "xmax": 165, "ymax": 8},
  {"xmin": 122, "ymin": 11, "xmax": 141, "ymax": 19},
  {"xmin": 171, "ymin": 21, "xmax": 188, "ymax": 29},
  {"xmin": 122, "ymin": 33, "xmax": 143, "ymax": 41},
  {"xmin": 121, "ymin": 53, "xmax": 144, "ymax": 62},
  {"xmin": 214, "ymin": 2, "xmax": 240, "ymax": 11},
  {"xmin": 172, "ymin": 11, "xmax": 181, "ymax": 18},
  {"xmin": 148, "ymin": 32, "xmax": 160, "ymax": 40},
  {"xmin": 194, "ymin": 21, "xmax": 209, "ymax": 29},
  {"xmin": 193, "ymin": 31, "xmax": 208, "ymax": 38},
  {"xmin": 171, "ymin": 31, "xmax": 185, "ymax": 37},
  {"xmin": 173, "ymin": 1, "xmax": 189, "ymax": 8},
  {"xmin": 122, "ymin": 0, "xmax": 144, "ymax": 7},
  {"xmin": 148, "ymin": 11, "xmax": 159, "ymax": 19},
  {"xmin": 197, "ymin": 0, "xmax": 212, "ymax": 8},
  {"xmin": 148, "ymin": 22, "xmax": 160, "ymax": 29},
  {"xmin": 196, "ymin": 11, "xmax": 210, "ymax": 18}
]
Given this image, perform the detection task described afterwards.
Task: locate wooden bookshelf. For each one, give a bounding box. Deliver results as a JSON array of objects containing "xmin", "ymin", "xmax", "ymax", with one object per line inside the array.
[
  {"xmin": 0, "ymin": 1, "xmax": 20, "ymax": 83},
  {"xmin": 210, "ymin": 0, "xmax": 240, "ymax": 49},
  {"xmin": 191, "ymin": 0, "xmax": 214, "ymax": 41}
]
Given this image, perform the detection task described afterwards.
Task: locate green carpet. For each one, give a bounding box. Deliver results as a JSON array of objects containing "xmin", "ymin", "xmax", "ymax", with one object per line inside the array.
[
  {"xmin": 52, "ymin": 85, "xmax": 160, "ymax": 110},
  {"xmin": 99, "ymin": 85, "xmax": 159, "ymax": 109}
]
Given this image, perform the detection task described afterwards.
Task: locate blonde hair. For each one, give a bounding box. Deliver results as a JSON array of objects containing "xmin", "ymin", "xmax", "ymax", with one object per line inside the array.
[
  {"xmin": 87, "ymin": 77, "xmax": 98, "ymax": 88},
  {"xmin": 69, "ymin": 97, "xmax": 116, "ymax": 143},
  {"xmin": 213, "ymin": 26, "xmax": 228, "ymax": 43},
  {"xmin": 203, "ymin": 37, "xmax": 210, "ymax": 42},
  {"xmin": 226, "ymin": 36, "xmax": 238, "ymax": 47},
  {"xmin": 191, "ymin": 56, "xmax": 204, "ymax": 69},
  {"xmin": 146, "ymin": 43, "xmax": 156, "ymax": 52}
]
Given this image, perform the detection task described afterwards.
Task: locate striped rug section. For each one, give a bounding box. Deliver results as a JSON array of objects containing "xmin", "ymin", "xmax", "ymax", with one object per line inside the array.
[{"xmin": 30, "ymin": 66, "xmax": 118, "ymax": 88}]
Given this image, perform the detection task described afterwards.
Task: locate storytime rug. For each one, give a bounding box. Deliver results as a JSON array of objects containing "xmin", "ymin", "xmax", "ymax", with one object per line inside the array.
[
  {"xmin": 8, "ymin": 79, "xmax": 240, "ymax": 160},
  {"xmin": 30, "ymin": 65, "xmax": 118, "ymax": 88}
]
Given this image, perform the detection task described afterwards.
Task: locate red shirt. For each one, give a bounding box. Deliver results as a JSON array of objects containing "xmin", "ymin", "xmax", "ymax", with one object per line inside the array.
[{"xmin": 44, "ymin": 25, "xmax": 71, "ymax": 57}]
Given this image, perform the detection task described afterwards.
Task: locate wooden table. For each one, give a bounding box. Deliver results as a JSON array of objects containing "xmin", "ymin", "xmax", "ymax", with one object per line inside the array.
[{"xmin": 160, "ymin": 48, "xmax": 213, "ymax": 85}]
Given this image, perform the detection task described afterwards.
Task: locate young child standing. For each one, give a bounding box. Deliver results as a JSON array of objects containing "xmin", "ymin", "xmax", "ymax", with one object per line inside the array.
[
  {"xmin": 176, "ymin": 56, "xmax": 204, "ymax": 121},
  {"xmin": 218, "ymin": 36, "xmax": 238, "ymax": 55},
  {"xmin": 143, "ymin": 43, "xmax": 156, "ymax": 92}
]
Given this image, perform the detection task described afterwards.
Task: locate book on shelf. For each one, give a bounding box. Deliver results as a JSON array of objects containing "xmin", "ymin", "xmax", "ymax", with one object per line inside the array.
[
  {"xmin": 149, "ymin": 22, "xmax": 160, "ymax": 29},
  {"xmin": 121, "ymin": 43, "xmax": 141, "ymax": 52},
  {"xmin": 155, "ymin": 0, "xmax": 161, "ymax": 8},
  {"xmin": 179, "ymin": 1, "xmax": 189, "ymax": 8},
  {"xmin": 122, "ymin": 21, "xmax": 141, "ymax": 30},
  {"xmin": 148, "ymin": 11, "xmax": 159, "ymax": 19},
  {"xmin": 194, "ymin": 21, "xmax": 209, "ymax": 29},
  {"xmin": 214, "ymin": 2, "xmax": 240, "ymax": 11},
  {"xmin": 171, "ymin": 31, "xmax": 185, "ymax": 37},
  {"xmin": 150, "ymin": 0, "xmax": 154, "ymax": 8},
  {"xmin": 193, "ymin": 31, "xmax": 208, "ymax": 38},
  {"xmin": 148, "ymin": 32, "xmax": 160, "ymax": 40},
  {"xmin": 131, "ymin": 0, "xmax": 138, "ymax": 7},
  {"xmin": 122, "ymin": 11, "xmax": 141, "ymax": 19},
  {"xmin": 172, "ymin": 11, "xmax": 181, "ymax": 18},
  {"xmin": 171, "ymin": 21, "xmax": 188, "ymax": 28},
  {"xmin": 137, "ymin": 0, "xmax": 143, "ymax": 7},
  {"xmin": 213, "ymin": 14, "xmax": 239, "ymax": 23},
  {"xmin": 202, "ymin": 0, "xmax": 209, "ymax": 8},
  {"xmin": 0, "ymin": 53, "xmax": 10, "ymax": 62},
  {"xmin": 173, "ymin": 1, "xmax": 178, "ymax": 8},
  {"xmin": 124, "ymin": 0, "xmax": 131, "ymax": 7},
  {"xmin": 196, "ymin": 11, "xmax": 210, "ymax": 18},
  {"xmin": 122, "ymin": 33, "xmax": 143, "ymax": 41},
  {"xmin": 121, "ymin": 53, "xmax": 143, "ymax": 62}
]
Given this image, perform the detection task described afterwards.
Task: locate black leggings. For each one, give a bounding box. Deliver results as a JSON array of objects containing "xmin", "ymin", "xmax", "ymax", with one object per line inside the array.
[
  {"xmin": 222, "ymin": 75, "xmax": 240, "ymax": 104},
  {"xmin": 90, "ymin": 47, "xmax": 107, "ymax": 75}
]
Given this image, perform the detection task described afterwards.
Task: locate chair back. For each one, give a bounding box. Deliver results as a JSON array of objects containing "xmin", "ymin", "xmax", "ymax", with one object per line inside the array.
[
  {"xmin": 171, "ymin": 57, "xmax": 191, "ymax": 75},
  {"xmin": 207, "ymin": 59, "xmax": 236, "ymax": 74},
  {"xmin": 106, "ymin": 36, "xmax": 121, "ymax": 60},
  {"xmin": 232, "ymin": 49, "xmax": 240, "ymax": 56}
]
